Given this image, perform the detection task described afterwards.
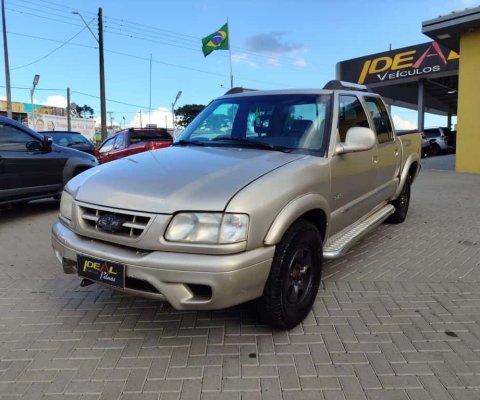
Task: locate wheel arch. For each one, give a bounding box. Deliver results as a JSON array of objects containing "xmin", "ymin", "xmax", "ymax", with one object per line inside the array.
[
  {"xmin": 264, "ymin": 193, "xmax": 330, "ymax": 246},
  {"xmin": 392, "ymin": 153, "xmax": 420, "ymax": 201}
]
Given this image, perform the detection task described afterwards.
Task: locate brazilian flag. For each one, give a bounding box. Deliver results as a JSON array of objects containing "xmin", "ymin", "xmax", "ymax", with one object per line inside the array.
[{"xmin": 201, "ymin": 22, "xmax": 229, "ymax": 57}]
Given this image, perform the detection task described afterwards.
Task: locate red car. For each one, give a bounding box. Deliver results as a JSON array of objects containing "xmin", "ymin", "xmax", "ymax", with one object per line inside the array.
[{"xmin": 96, "ymin": 128, "xmax": 173, "ymax": 164}]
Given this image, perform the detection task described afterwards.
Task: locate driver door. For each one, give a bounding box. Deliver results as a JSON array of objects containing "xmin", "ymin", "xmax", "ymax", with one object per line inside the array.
[
  {"xmin": 0, "ymin": 122, "xmax": 63, "ymax": 200},
  {"xmin": 329, "ymin": 94, "xmax": 379, "ymax": 236},
  {"xmin": 98, "ymin": 136, "xmax": 116, "ymax": 163}
]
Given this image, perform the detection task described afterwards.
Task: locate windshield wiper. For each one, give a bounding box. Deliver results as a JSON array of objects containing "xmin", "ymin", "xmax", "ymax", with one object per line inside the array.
[
  {"xmin": 172, "ymin": 139, "xmax": 205, "ymax": 147},
  {"xmin": 211, "ymin": 137, "xmax": 291, "ymax": 153}
]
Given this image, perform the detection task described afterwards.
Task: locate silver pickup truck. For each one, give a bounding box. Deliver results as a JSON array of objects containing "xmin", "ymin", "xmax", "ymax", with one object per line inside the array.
[{"xmin": 51, "ymin": 81, "xmax": 421, "ymax": 329}]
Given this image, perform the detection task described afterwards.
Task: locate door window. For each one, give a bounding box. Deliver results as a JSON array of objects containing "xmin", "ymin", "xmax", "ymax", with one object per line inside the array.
[
  {"xmin": 0, "ymin": 123, "xmax": 38, "ymax": 151},
  {"xmin": 99, "ymin": 137, "xmax": 115, "ymax": 153},
  {"xmin": 364, "ymin": 97, "xmax": 394, "ymax": 144},
  {"xmin": 114, "ymin": 133, "xmax": 124, "ymax": 149},
  {"xmin": 338, "ymin": 95, "xmax": 370, "ymax": 142}
]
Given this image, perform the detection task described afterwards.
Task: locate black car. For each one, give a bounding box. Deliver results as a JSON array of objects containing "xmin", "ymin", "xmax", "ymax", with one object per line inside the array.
[
  {"xmin": 0, "ymin": 116, "xmax": 99, "ymax": 206},
  {"xmin": 40, "ymin": 130, "xmax": 98, "ymax": 156}
]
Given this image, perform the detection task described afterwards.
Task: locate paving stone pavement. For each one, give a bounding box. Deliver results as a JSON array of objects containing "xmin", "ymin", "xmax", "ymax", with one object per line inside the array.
[{"xmin": 0, "ymin": 169, "xmax": 480, "ymax": 400}]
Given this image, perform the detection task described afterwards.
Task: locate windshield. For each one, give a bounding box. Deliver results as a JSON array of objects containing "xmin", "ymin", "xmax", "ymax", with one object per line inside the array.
[
  {"xmin": 48, "ymin": 132, "xmax": 93, "ymax": 146},
  {"xmin": 177, "ymin": 94, "xmax": 332, "ymax": 154}
]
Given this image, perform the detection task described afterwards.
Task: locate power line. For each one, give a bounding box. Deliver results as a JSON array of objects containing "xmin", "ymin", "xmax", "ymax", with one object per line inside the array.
[
  {"xmin": 102, "ymin": 27, "xmax": 312, "ymax": 73},
  {"xmin": 7, "ymin": 30, "xmax": 287, "ymax": 87},
  {"xmin": 7, "ymin": 0, "xmax": 93, "ymax": 18},
  {"xmin": 13, "ymin": 0, "xmax": 314, "ymax": 69},
  {"xmin": 5, "ymin": 7, "xmax": 91, "ymax": 28},
  {"xmin": 72, "ymin": 90, "xmax": 150, "ymax": 110},
  {"xmin": 8, "ymin": 31, "xmax": 97, "ymax": 50},
  {"xmin": 11, "ymin": 17, "xmax": 95, "ymax": 70},
  {"xmin": 0, "ymin": 84, "xmax": 65, "ymax": 90},
  {"xmin": 104, "ymin": 49, "xmax": 287, "ymax": 87},
  {"xmin": 29, "ymin": 0, "xmax": 96, "ymax": 17}
]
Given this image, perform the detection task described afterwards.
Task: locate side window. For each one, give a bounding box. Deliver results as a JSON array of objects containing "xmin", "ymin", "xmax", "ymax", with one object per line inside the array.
[
  {"xmin": 114, "ymin": 133, "xmax": 124, "ymax": 149},
  {"xmin": 338, "ymin": 95, "xmax": 370, "ymax": 142},
  {"xmin": 0, "ymin": 122, "xmax": 37, "ymax": 151},
  {"xmin": 365, "ymin": 97, "xmax": 394, "ymax": 144},
  {"xmin": 99, "ymin": 137, "xmax": 115, "ymax": 153}
]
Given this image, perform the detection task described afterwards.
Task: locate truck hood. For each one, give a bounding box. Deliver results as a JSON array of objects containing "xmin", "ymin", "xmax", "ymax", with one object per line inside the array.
[{"xmin": 67, "ymin": 146, "xmax": 305, "ymax": 214}]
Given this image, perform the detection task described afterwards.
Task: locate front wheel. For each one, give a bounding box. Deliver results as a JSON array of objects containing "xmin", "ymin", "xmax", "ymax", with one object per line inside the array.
[
  {"xmin": 257, "ymin": 219, "xmax": 322, "ymax": 330},
  {"xmin": 387, "ymin": 175, "xmax": 412, "ymax": 224}
]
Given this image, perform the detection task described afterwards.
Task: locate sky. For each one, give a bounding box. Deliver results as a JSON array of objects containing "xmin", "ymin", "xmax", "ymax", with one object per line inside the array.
[{"xmin": 0, "ymin": 0, "xmax": 476, "ymax": 129}]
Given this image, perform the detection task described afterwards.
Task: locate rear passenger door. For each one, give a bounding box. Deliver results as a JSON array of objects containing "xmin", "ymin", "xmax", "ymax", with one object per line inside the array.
[
  {"xmin": 364, "ymin": 97, "xmax": 399, "ymax": 204},
  {"xmin": 329, "ymin": 94, "xmax": 379, "ymax": 235}
]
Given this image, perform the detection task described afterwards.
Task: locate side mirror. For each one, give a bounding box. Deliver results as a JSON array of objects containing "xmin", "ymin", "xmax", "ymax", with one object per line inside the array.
[
  {"xmin": 336, "ymin": 127, "xmax": 376, "ymax": 155},
  {"xmin": 26, "ymin": 141, "xmax": 42, "ymax": 151},
  {"xmin": 43, "ymin": 135, "xmax": 53, "ymax": 151}
]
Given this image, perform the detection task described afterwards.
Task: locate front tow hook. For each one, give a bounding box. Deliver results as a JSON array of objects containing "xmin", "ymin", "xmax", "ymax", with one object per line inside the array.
[{"xmin": 80, "ymin": 278, "xmax": 94, "ymax": 287}]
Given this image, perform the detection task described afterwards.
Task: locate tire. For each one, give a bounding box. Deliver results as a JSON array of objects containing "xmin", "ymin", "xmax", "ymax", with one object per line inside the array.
[
  {"xmin": 387, "ymin": 175, "xmax": 412, "ymax": 224},
  {"xmin": 430, "ymin": 143, "xmax": 440, "ymax": 156},
  {"xmin": 257, "ymin": 219, "xmax": 323, "ymax": 330}
]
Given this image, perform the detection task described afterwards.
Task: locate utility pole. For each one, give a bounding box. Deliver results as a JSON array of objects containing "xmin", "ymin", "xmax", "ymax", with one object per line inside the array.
[
  {"xmin": 67, "ymin": 88, "xmax": 72, "ymax": 131},
  {"xmin": 1, "ymin": 0, "xmax": 12, "ymax": 118},
  {"xmin": 98, "ymin": 8, "xmax": 107, "ymax": 141},
  {"xmin": 108, "ymin": 111, "xmax": 114, "ymax": 129}
]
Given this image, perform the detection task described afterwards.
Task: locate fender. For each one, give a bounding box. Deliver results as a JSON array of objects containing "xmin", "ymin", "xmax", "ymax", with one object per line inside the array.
[
  {"xmin": 62, "ymin": 156, "xmax": 98, "ymax": 187},
  {"xmin": 264, "ymin": 193, "xmax": 330, "ymax": 245},
  {"xmin": 392, "ymin": 152, "xmax": 420, "ymax": 201}
]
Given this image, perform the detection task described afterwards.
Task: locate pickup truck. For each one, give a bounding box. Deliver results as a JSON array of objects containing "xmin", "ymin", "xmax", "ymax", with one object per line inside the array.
[
  {"xmin": 51, "ymin": 81, "xmax": 421, "ymax": 329},
  {"xmin": 97, "ymin": 127, "xmax": 173, "ymax": 164}
]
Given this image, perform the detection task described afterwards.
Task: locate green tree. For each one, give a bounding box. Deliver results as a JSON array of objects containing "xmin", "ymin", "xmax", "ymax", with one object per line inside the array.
[
  {"xmin": 175, "ymin": 104, "xmax": 206, "ymax": 128},
  {"xmin": 76, "ymin": 104, "xmax": 95, "ymax": 119}
]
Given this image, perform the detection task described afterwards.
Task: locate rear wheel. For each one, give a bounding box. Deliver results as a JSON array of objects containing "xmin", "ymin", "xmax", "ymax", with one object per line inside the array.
[
  {"xmin": 257, "ymin": 219, "xmax": 322, "ymax": 330},
  {"xmin": 387, "ymin": 175, "xmax": 411, "ymax": 224},
  {"xmin": 430, "ymin": 143, "xmax": 440, "ymax": 156}
]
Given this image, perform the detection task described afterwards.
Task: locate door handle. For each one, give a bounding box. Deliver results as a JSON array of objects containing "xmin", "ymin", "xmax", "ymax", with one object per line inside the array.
[
  {"xmin": 394, "ymin": 149, "xmax": 399, "ymax": 156},
  {"xmin": 372, "ymin": 155, "xmax": 379, "ymax": 163}
]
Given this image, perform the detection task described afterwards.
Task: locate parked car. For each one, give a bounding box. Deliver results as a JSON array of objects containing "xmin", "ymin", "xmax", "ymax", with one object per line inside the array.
[
  {"xmin": 423, "ymin": 126, "xmax": 455, "ymax": 155},
  {"xmin": 40, "ymin": 130, "xmax": 98, "ymax": 157},
  {"xmin": 0, "ymin": 116, "xmax": 98, "ymax": 206},
  {"xmin": 97, "ymin": 127, "xmax": 173, "ymax": 164},
  {"xmin": 52, "ymin": 81, "xmax": 421, "ymax": 329}
]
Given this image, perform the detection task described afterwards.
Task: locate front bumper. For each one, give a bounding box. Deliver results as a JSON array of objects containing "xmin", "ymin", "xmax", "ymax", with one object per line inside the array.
[{"xmin": 51, "ymin": 222, "xmax": 274, "ymax": 310}]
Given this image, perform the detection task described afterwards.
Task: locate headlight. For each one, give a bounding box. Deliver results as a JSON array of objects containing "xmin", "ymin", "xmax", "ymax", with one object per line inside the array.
[
  {"xmin": 165, "ymin": 213, "xmax": 249, "ymax": 244},
  {"xmin": 59, "ymin": 191, "xmax": 74, "ymax": 221}
]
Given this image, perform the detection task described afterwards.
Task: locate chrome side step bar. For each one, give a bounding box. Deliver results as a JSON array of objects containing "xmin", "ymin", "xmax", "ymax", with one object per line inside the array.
[{"xmin": 323, "ymin": 204, "xmax": 395, "ymax": 259}]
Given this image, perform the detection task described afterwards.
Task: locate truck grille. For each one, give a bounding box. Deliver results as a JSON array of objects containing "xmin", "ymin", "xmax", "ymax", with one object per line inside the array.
[{"xmin": 80, "ymin": 205, "xmax": 151, "ymax": 239}]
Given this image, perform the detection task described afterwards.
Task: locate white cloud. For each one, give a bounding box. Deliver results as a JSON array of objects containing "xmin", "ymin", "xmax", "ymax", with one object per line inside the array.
[
  {"xmin": 266, "ymin": 57, "xmax": 279, "ymax": 65},
  {"xmin": 232, "ymin": 54, "xmax": 256, "ymax": 67},
  {"xmin": 40, "ymin": 95, "xmax": 67, "ymax": 108},
  {"xmin": 0, "ymin": 95, "xmax": 6, "ymax": 101},
  {"xmin": 392, "ymin": 114, "xmax": 417, "ymax": 130},
  {"xmin": 127, "ymin": 106, "xmax": 174, "ymax": 129},
  {"xmin": 294, "ymin": 58, "xmax": 307, "ymax": 67}
]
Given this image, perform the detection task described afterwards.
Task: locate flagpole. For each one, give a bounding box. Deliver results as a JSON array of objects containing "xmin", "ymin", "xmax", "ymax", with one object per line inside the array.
[{"xmin": 227, "ymin": 17, "xmax": 233, "ymax": 89}]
